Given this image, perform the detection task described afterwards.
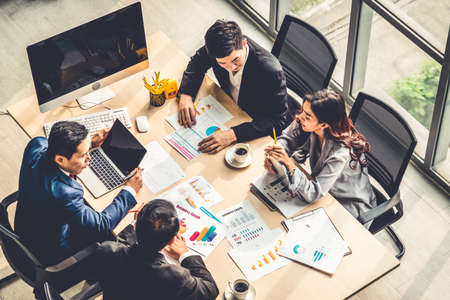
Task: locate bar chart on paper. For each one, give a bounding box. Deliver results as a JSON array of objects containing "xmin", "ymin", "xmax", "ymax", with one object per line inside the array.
[
  {"xmin": 228, "ymin": 228, "xmax": 291, "ymax": 282},
  {"xmin": 220, "ymin": 201, "xmax": 271, "ymax": 248}
]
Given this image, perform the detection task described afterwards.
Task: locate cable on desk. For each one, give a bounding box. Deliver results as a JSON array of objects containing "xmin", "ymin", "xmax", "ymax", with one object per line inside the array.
[{"xmin": 63, "ymin": 101, "xmax": 112, "ymax": 110}]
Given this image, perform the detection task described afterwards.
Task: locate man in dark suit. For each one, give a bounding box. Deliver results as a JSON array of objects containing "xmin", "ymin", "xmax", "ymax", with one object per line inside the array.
[
  {"xmin": 95, "ymin": 199, "xmax": 219, "ymax": 300},
  {"xmin": 178, "ymin": 19, "xmax": 288, "ymax": 153},
  {"xmin": 15, "ymin": 121, "xmax": 143, "ymax": 266}
]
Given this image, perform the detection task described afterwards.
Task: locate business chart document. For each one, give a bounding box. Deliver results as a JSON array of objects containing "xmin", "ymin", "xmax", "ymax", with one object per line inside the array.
[{"xmin": 165, "ymin": 95, "xmax": 233, "ymax": 160}]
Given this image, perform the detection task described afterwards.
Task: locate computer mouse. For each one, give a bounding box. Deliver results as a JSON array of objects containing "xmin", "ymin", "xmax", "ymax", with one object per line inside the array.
[{"xmin": 136, "ymin": 115, "xmax": 149, "ymax": 133}]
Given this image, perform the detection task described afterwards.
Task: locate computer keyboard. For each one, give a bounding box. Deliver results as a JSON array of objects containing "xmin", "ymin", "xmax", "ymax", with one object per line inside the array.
[
  {"xmin": 89, "ymin": 149, "xmax": 125, "ymax": 191},
  {"xmin": 43, "ymin": 107, "xmax": 132, "ymax": 136}
]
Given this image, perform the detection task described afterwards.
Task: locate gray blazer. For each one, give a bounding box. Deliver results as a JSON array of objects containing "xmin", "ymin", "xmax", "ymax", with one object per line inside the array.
[{"xmin": 278, "ymin": 121, "xmax": 376, "ymax": 227}]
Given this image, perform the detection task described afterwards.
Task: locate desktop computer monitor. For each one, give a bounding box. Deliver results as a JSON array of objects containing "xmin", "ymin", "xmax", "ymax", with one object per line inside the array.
[{"xmin": 26, "ymin": 2, "xmax": 148, "ymax": 113}]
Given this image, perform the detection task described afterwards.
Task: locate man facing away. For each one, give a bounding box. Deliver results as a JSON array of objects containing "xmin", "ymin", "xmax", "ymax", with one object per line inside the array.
[
  {"xmin": 178, "ymin": 19, "xmax": 289, "ymax": 153},
  {"xmin": 15, "ymin": 121, "xmax": 143, "ymax": 266},
  {"xmin": 94, "ymin": 199, "xmax": 219, "ymax": 300}
]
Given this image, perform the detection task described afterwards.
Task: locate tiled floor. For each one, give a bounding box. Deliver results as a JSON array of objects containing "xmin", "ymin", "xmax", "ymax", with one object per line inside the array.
[{"xmin": 0, "ymin": 0, "xmax": 449, "ymax": 299}]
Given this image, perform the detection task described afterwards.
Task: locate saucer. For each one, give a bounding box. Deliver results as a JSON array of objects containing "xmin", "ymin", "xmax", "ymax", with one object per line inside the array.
[
  {"xmin": 224, "ymin": 283, "xmax": 256, "ymax": 300},
  {"xmin": 225, "ymin": 147, "xmax": 253, "ymax": 168}
]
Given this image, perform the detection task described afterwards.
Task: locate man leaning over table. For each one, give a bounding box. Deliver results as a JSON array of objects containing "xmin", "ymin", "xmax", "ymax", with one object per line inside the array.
[
  {"xmin": 14, "ymin": 121, "xmax": 143, "ymax": 266},
  {"xmin": 178, "ymin": 19, "xmax": 289, "ymax": 153},
  {"xmin": 94, "ymin": 199, "xmax": 219, "ymax": 300}
]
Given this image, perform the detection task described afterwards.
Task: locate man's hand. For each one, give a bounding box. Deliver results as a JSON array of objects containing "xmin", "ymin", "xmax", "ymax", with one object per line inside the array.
[
  {"xmin": 125, "ymin": 167, "xmax": 143, "ymax": 193},
  {"xmin": 178, "ymin": 94, "xmax": 196, "ymax": 128},
  {"xmin": 198, "ymin": 129, "xmax": 237, "ymax": 154},
  {"xmin": 90, "ymin": 128, "xmax": 110, "ymax": 149},
  {"xmin": 164, "ymin": 233, "xmax": 188, "ymax": 261}
]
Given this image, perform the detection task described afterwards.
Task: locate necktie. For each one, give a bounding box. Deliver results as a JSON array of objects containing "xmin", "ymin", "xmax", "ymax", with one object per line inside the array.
[{"xmin": 69, "ymin": 173, "xmax": 76, "ymax": 180}]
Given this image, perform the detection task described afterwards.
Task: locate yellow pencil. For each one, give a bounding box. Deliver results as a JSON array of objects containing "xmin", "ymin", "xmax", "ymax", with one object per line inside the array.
[
  {"xmin": 273, "ymin": 127, "xmax": 277, "ymax": 144},
  {"xmin": 193, "ymin": 98, "xmax": 200, "ymax": 113}
]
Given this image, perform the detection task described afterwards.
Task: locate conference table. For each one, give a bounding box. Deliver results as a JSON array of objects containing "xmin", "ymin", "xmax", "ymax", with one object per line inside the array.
[{"xmin": 7, "ymin": 31, "xmax": 400, "ymax": 300}]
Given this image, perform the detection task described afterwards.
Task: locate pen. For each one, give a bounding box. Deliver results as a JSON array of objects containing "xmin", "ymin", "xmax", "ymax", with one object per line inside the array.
[
  {"xmin": 199, "ymin": 206, "xmax": 223, "ymax": 224},
  {"xmin": 273, "ymin": 127, "xmax": 277, "ymax": 144},
  {"xmin": 124, "ymin": 168, "xmax": 144, "ymax": 181}
]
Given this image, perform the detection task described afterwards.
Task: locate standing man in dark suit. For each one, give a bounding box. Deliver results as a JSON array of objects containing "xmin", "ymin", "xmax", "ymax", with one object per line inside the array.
[
  {"xmin": 15, "ymin": 121, "xmax": 143, "ymax": 266},
  {"xmin": 95, "ymin": 199, "xmax": 219, "ymax": 300},
  {"xmin": 178, "ymin": 19, "xmax": 288, "ymax": 153}
]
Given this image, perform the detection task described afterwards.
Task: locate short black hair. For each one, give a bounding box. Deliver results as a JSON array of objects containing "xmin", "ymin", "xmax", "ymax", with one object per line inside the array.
[
  {"xmin": 204, "ymin": 19, "xmax": 243, "ymax": 58},
  {"xmin": 135, "ymin": 199, "xmax": 179, "ymax": 253},
  {"xmin": 47, "ymin": 121, "xmax": 88, "ymax": 162}
]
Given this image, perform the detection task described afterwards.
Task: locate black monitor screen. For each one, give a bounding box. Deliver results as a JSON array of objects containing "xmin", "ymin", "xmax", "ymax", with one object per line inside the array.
[
  {"xmin": 27, "ymin": 2, "xmax": 147, "ymax": 106},
  {"xmin": 101, "ymin": 120, "xmax": 147, "ymax": 176}
]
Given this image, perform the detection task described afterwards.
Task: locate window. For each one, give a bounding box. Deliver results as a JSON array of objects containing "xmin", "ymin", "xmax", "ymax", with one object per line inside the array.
[
  {"xmin": 244, "ymin": 0, "xmax": 271, "ymax": 21},
  {"xmin": 433, "ymin": 84, "xmax": 450, "ymax": 182},
  {"xmin": 378, "ymin": 0, "xmax": 450, "ymax": 53},
  {"xmin": 351, "ymin": 7, "xmax": 442, "ymax": 158}
]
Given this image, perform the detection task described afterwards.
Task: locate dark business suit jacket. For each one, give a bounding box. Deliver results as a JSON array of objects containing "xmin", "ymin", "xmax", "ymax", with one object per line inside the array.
[
  {"xmin": 94, "ymin": 239, "xmax": 219, "ymax": 300},
  {"xmin": 179, "ymin": 37, "xmax": 288, "ymax": 142},
  {"xmin": 14, "ymin": 137, "xmax": 137, "ymax": 266}
]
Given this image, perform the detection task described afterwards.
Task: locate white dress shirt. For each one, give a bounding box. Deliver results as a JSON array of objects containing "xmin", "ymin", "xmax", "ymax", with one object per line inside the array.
[{"xmin": 228, "ymin": 43, "xmax": 249, "ymax": 104}]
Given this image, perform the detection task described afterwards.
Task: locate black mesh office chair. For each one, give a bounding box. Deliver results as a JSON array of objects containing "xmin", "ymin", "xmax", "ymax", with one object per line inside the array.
[
  {"xmin": 0, "ymin": 191, "xmax": 100, "ymax": 298},
  {"xmin": 44, "ymin": 282, "xmax": 64, "ymax": 300},
  {"xmin": 271, "ymin": 14, "xmax": 337, "ymax": 123},
  {"xmin": 349, "ymin": 92, "xmax": 417, "ymax": 259}
]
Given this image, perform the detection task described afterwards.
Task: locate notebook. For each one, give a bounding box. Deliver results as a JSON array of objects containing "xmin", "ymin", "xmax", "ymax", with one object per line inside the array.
[{"xmin": 79, "ymin": 119, "xmax": 147, "ymax": 198}]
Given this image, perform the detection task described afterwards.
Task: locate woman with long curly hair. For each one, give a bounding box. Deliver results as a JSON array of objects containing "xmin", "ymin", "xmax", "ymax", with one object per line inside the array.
[{"xmin": 265, "ymin": 89, "xmax": 376, "ymax": 226}]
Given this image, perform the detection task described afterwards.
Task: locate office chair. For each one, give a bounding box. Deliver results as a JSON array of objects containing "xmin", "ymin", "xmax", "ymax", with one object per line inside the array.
[
  {"xmin": 0, "ymin": 191, "xmax": 101, "ymax": 299},
  {"xmin": 44, "ymin": 282, "xmax": 64, "ymax": 300},
  {"xmin": 271, "ymin": 14, "xmax": 337, "ymax": 123},
  {"xmin": 349, "ymin": 92, "xmax": 417, "ymax": 259}
]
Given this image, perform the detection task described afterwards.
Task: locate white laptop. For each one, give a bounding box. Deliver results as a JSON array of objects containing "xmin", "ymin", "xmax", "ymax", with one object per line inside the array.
[{"xmin": 79, "ymin": 119, "xmax": 147, "ymax": 198}]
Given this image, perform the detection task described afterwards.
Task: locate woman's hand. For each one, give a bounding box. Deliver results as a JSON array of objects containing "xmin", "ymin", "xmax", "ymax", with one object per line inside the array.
[{"xmin": 265, "ymin": 145, "xmax": 296, "ymax": 171}]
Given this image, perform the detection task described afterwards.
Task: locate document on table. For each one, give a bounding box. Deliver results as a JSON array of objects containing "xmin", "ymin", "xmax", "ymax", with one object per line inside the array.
[
  {"xmin": 160, "ymin": 180, "xmax": 225, "ymax": 257},
  {"xmin": 228, "ymin": 228, "xmax": 291, "ymax": 282},
  {"xmin": 252, "ymin": 171, "xmax": 308, "ymax": 218},
  {"xmin": 139, "ymin": 141, "xmax": 185, "ymax": 194},
  {"xmin": 165, "ymin": 95, "xmax": 232, "ymax": 160},
  {"xmin": 166, "ymin": 95, "xmax": 233, "ymax": 130},
  {"xmin": 278, "ymin": 208, "xmax": 349, "ymax": 275},
  {"xmin": 219, "ymin": 201, "xmax": 272, "ymax": 249}
]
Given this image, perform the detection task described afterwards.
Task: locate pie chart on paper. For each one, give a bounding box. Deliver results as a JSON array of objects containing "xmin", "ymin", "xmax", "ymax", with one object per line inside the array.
[{"xmin": 206, "ymin": 126, "xmax": 221, "ymax": 136}]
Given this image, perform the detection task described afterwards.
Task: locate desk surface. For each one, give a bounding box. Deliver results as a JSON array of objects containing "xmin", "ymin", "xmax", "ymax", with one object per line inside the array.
[{"xmin": 8, "ymin": 31, "xmax": 399, "ymax": 300}]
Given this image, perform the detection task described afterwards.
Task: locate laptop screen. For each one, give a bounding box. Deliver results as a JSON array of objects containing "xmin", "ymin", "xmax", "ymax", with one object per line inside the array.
[{"xmin": 101, "ymin": 120, "xmax": 147, "ymax": 176}]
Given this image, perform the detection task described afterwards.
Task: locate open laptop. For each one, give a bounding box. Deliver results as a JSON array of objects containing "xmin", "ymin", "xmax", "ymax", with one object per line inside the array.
[{"xmin": 79, "ymin": 119, "xmax": 147, "ymax": 198}]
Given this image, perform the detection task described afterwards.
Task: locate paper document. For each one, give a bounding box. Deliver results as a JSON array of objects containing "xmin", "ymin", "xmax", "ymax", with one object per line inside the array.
[
  {"xmin": 166, "ymin": 95, "xmax": 233, "ymax": 130},
  {"xmin": 139, "ymin": 141, "xmax": 185, "ymax": 194},
  {"xmin": 219, "ymin": 201, "xmax": 272, "ymax": 249},
  {"xmin": 165, "ymin": 95, "xmax": 232, "ymax": 160},
  {"xmin": 252, "ymin": 171, "xmax": 308, "ymax": 218},
  {"xmin": 278, "ymin": 208, "xmax": 349, "ymax": 275},
  {"xmin": 160, "ymin": 180, "xmax": 225, "ymax": 257},
  {"xmin": 228, "ymin": 228, "xmax": 291, "ymax": 282},
  {"xmin": 159, "ymin": 176, "xmax": 223, "ymax": 208}
]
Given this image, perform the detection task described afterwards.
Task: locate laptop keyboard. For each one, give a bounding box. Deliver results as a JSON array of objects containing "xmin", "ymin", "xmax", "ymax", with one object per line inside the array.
[{"xmin": 89, "ymin": 149, "xmax": 125, "ymax": 191}]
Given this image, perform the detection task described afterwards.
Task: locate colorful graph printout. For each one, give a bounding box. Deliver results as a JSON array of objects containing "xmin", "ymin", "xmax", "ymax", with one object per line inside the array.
[
  {"xmin": 160, "ymin": 176, "xmax": 223, "ymax": 209},
  {"xmin": 228, "ymin": 228, "xmax": 291, "ymax": 282},
  {"xmin": 219, "ymin": 201, "xmax": 272, "ymax": 249},
  {"xmin": 166, "ymin": 95, "xmax": 233, "ymax": 130},
  {"xmin": 165, "ymin": 95, "xmax": 233, "ymax": 160},
  {"xmin": 277, "ymin": 209, "xmax": 349, "ymax": 275}
]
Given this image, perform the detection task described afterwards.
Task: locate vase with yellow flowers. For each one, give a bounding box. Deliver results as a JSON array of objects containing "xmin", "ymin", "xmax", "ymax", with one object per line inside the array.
[{"xmin": 143, "ymin": 72, "xmax": 166, "ymax": 106}]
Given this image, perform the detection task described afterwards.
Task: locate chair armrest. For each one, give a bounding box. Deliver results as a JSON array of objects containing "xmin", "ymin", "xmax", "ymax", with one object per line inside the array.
[
  {"xmin": 358, "ymin": 190, "xmax": 401, "ymax": 225},
  {"xmin": 45, "ymin": 243, "xmax": 97, "ymax": 273},
  {"xmin": 1, "ymin": 191, "xmax": 19, "ymax": 209}
]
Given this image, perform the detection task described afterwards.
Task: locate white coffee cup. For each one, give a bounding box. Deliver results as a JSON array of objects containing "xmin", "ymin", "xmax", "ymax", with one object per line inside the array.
[
  {"xmin": 228, "ymin": 278, "xmax": 250, "ymax": 300},
  {"xmin": 233, "ymin": 143, "xmax": 250, "ymax": 163}
]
